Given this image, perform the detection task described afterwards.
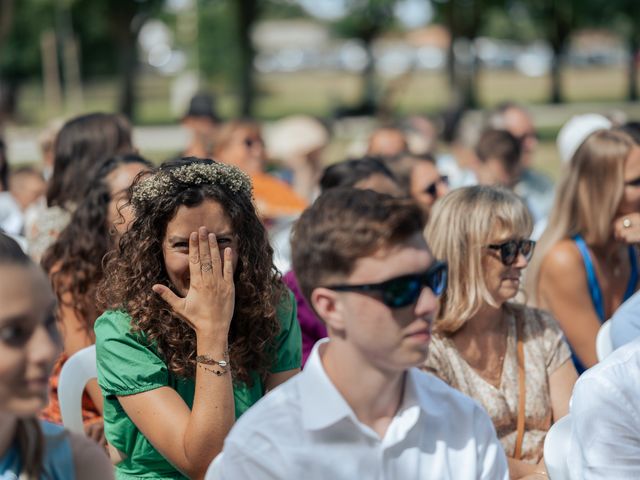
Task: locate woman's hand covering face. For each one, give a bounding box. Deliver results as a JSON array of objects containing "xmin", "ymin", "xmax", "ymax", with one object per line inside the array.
[{"xmin": 153, "ymin": 226, "xmax": 235, "ymax": 338}]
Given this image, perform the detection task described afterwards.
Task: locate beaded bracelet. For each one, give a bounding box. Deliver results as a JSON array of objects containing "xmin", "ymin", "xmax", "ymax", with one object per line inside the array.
[
  {"xmin": 197, "ymin": 363, "xmax": 229, "ymax": 376},
  {"xmin": 196, "ymin": 354, "xmax": 229, "ymax": 368}
]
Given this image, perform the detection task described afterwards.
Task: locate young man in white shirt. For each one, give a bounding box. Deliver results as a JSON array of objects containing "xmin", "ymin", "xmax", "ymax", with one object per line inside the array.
[
  {"xmin": 208, "ymin": 188, "xmax": 509, "ymax": 479},
  {"xmin": 569, "ymin": 336, "xmax": 640, "ymax": 479}
]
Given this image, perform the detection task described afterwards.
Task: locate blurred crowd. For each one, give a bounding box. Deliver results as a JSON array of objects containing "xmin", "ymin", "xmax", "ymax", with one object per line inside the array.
[{"xmin": 1, "ymin": 94, "xmax": 640, "ymax": 480}]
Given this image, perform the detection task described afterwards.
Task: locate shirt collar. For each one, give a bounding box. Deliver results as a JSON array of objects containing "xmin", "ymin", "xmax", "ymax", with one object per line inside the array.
[
  {"xmin": 299, "ymin": 339, "xmax": 355, "ymax": 431},
  {"xmin": 299, "ymin": 339, "xmax": 428, "ymax": 433}
]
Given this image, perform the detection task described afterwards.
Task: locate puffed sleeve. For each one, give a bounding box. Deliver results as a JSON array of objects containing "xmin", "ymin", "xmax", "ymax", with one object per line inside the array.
[
  {"xmin": 534, "ymin": 308, "xmax": 572, "ymax": 374},
  {"xmin": 270, "ymin": 289, "xmax": 302, "ymax": 373},
  {"xmin": 95, "ymin": 309, "xmax": 169, "ymax": 397}
]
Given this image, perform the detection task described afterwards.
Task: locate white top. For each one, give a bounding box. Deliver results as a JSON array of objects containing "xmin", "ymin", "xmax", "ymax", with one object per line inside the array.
[
  {"xmin": 436, "ymin": 153, "xmax": 478, "ymax": 190},
  {"xmin": 568, "ymin": 337, "xmax": 640, "ymax": 479},
  {"xmin": 208, "ymin": 339, "xmax": 509, "ymax": 480},
  {"xmin": 610, "ymin": 291, "xmax": 640, "ymax": 350},
  {"xmin": 0, "ymin": 192, "xmax": 24, "ymax": 235}
]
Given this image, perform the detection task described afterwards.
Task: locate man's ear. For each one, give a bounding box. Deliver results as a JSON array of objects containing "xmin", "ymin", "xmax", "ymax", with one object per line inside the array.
[{"xmin": 311, "ymin": 287, "xmax": 346, "ymax": 332}]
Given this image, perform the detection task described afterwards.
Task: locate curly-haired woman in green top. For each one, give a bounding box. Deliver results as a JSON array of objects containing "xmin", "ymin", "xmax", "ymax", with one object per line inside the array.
[{"xmin": 95, "ymin": 158, "xmax": 302, "ymax": 479}]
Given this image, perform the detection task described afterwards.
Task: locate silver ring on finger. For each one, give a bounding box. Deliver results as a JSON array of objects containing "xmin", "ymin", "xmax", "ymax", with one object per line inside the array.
[
  {"xmin": 624, "ymin": 217, "xmax": 632, "ymax": 229},
  {"xmin": 200, "ymin": 262, "xmax": 213, "ymax": 273}
]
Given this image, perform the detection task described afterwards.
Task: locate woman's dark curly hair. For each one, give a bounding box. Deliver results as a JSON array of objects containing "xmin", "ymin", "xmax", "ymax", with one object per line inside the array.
[
  {"xmin": 42, "ymin": 154, "xmax": 153, "ymax": 333},
  {"xmin": 97, "ymin": 158, "xmax": 285, "ymax": 384}
]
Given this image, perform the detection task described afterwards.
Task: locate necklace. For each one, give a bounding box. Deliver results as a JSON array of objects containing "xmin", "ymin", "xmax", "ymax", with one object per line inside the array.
[{"xmin": 453, "ymin": 312, "xmax": 509, "ymax": 388}]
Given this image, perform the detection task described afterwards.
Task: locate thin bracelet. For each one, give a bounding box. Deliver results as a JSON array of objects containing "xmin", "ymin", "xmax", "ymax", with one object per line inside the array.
[
  {"xmin": 197, "ymin": 363, "xmax": 229, "ymax": 376},
  {"xmin": 196, "ymin": 354, "xmax": 229, "ymax": 368}
]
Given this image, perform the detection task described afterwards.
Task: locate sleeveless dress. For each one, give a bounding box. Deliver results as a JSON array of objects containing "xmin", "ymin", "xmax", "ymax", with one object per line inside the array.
[
  {"xmin": 572, "ymin": 234, "xmax": 638, "ymax": 373},
  {"xmin": 0, "ymin": 421, "xmax": 75, "ymax": 480}
]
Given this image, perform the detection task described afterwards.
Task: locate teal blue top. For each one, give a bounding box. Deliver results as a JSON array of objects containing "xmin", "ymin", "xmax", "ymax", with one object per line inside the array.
[
  {"xmin": 95, "ymin": 290, "xmax": 301, "ymax": 479},
  {"xmin": 572, "ymin": 234, "xmax": 638, "ymax": 373},
  {"xmin": 0, "ymin": 421, "xmax": 75, "ymax": 479}
]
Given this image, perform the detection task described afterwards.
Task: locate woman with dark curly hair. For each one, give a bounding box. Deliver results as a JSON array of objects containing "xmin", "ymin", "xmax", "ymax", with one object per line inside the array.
[
  {"xmin": 25, "ymin": 112, "xmax": 134, "ymax": 261},
  {"xmin": 95, "ymin": 157, "xmax": 301, "ymax": 479},
  {"xmin": 39, "ymin": 153, "xmax": 153, "ymax": 442}
]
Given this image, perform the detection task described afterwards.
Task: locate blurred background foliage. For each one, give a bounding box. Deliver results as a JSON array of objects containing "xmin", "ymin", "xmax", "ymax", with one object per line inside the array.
[{"xmin": 1, "ymin": 0, "xmax": 640, "ymax": 126}]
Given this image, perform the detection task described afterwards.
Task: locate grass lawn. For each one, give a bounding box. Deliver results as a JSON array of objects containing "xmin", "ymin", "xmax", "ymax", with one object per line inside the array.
[{"xmin": 14, "ymin": 66, "xmax": 640, "ymax": 125}]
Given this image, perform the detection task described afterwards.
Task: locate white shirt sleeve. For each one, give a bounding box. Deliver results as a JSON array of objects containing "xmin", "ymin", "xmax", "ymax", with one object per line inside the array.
[
  {"xmin": 474, "ymin": 404, "xmax": 510, "ymax": 480},
  {"xmin": 208, "ymin": 434, "xmax": 291, "ymax": 480},
  {"xmin": 569, "ymin": 374, "xmax": 640, "ymax": 479}
]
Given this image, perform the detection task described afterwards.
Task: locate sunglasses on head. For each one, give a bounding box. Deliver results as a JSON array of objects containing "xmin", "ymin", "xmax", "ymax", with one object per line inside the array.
[
  {"xmin": 486, "ymin": 239, "xmax": 536, "ymax": 266},
  {"xmin": 424, "ymin": 176, "xmax": 449, "ymax": 197},
  {"xmin": 324, "ymin": 260, "xmax": 447, "ymax": 309}
]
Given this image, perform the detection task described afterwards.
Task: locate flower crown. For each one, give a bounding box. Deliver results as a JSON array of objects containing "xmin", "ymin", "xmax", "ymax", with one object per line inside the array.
[{"xmin": 131, "ymin": 162, "xmax": 252, "ymax": 208}]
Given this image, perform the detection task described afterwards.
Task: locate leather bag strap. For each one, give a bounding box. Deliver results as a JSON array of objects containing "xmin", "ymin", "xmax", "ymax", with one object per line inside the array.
[{"xmin": 514, "ymin": 317, "xmax": 526, "ymax": 460}]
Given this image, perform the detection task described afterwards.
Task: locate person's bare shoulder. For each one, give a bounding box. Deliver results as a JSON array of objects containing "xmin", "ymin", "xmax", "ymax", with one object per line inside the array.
[
  {"xmin": 68, "ymin": 432, "xmax": 114, "ymax": 480},
  {"xmin": 537, "ymin": 239, "xmax": 592, "ymax": 311},
  {"xmin": 540, "ymin": 239, "xmax": 584, "ymax": 281}
]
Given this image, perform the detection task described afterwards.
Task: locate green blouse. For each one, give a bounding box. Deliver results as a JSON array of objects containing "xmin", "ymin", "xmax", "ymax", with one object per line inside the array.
[{"xmin": 95, "ymin": 290, "xmax": 301, "ymax": 479}]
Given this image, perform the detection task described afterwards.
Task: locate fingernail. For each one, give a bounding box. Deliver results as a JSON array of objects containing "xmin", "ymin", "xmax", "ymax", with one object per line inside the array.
[{"xmin": 209, "ymin": 233, "xmax": 216, "ymax": 241}]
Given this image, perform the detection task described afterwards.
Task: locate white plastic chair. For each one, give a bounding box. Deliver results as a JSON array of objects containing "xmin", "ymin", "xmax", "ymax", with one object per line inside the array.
[
  {"xmin": 204, "ymin": 453, "xmax": 224, "ymax": 480},
  {"xmin": 595, "ymin": 319, "xmax": 614, "ymax": 362},
  {"xmin": 58, "ymin": 344, "xmax": 97, "ymax": 435},
  {"xmin": 544, "ymin": 414, "xmax": 572, "ymax": 480}
]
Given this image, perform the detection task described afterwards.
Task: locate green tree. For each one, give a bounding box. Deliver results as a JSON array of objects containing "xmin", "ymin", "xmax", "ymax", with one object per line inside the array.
[
  {"xmin": 198, "ymin": 0, "xmax": 306, "ymax": 117},
  {"xmin": 522, "ymin": 0, "xmax": 575, "ymax": 104},
  {"xmin": 0, "ymin": 0, "xmax": 55, "ymax": 124},
  {"xmin": 578, "ymin": 0, "xmax": 640, "ymax": 101},
  {"xmin": 71, "ymin": 0, "xmax": 163, "ymax": 119},
  {"xmin": 332, "ymin": 0, "xmax": 399, "ymax": 115}
]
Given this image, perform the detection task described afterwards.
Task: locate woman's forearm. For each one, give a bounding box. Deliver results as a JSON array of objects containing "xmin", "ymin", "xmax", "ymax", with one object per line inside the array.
[
  {"xmin": 507, "ymin": 457, "xmax": 547, "ymax": 479},
  {"xmin": 182, "ymin": 333, "xmax": 235, "ymax": 474}
]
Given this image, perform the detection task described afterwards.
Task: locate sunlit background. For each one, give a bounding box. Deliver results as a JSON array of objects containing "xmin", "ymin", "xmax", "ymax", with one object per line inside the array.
[{"xmin": 2, "ymin": 0, "xmax": 640, "ymax": 174}]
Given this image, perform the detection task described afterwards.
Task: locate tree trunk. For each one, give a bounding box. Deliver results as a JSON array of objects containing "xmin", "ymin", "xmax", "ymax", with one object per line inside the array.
[
  {"xmin": 0, "ymin": 79, "xmax": 18, "ymax": 126},
  {"xmin": 117, "ymin": 33, "xmax": 137, "ymax": 119},
  {"xmin": 40, "ymin": 30, "xmax": 63, "ymax": 114},
  {"xmin": 628, "ymin": 37, "xmax": 638, "ymax": 102},
  {"xmin": 446, "ymin": 0, "xmax": 457, "ymax": 91},
  {"xmin": 550, "ymin": 45, "xmax": 562, "ymax": 104},
  {"xmin": 0, "ymin": 0, "xmax": 16, "ymax": 128},
  {"xmin": 0, "ymin": 0, "xmax": 15, "ymax": 46},
  {"xmin": 360, "ymin": 37, "xmax": 377, "ymax": 115},
  {"xmin": 235, "ymin": 0, "xmax": 258, "ymax": 117}
]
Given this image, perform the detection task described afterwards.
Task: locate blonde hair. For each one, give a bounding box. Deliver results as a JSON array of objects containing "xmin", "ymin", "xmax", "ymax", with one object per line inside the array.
[
  {"xmin": 525, "ymin": 129, "xmax": 633, "ymax": 300},
  {"xmin": 426, "ymin": 186, "xmax": 532, "ymax": 334}
]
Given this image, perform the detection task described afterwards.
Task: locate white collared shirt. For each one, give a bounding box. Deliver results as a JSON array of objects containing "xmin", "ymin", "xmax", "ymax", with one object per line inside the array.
[
  {"xmin": 568, "ymin": 337, "xmax": 640, "ymax": 479},
  {"xmin": 209, "ymin": 339, "xmax": 508, "ymax": 480}
]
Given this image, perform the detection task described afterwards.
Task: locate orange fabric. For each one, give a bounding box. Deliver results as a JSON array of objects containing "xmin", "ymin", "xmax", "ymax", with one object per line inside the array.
[
  {"xmin": 251, "ymin": 172, "xmax": 307, "ymax": 219},
  {"xmin": 40, "ymin": 353, "xmax": 102, "ymax": 427}
]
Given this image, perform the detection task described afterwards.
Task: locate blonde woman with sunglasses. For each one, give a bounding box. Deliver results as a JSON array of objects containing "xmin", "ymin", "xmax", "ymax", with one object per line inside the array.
[{"xmin": 424, "ymin": 186, "xmax": 577, "ymax": 480}]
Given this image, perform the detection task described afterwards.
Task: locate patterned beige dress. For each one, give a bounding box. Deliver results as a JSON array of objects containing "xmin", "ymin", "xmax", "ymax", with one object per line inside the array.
[{"xmin": 424, "ymin": 303, "xmax": 571, "ymax": 463}]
